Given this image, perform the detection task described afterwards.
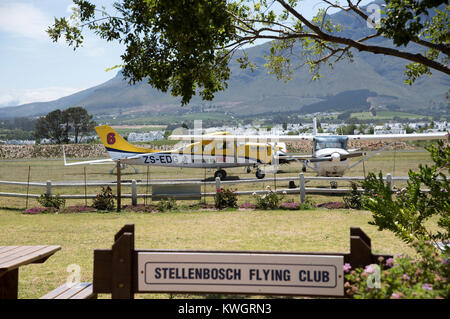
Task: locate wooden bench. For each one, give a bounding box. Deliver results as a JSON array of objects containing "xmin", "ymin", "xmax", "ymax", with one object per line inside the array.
[{"xmin": 40, "ymin": 282, "xmax": 97, "ymax": 299}]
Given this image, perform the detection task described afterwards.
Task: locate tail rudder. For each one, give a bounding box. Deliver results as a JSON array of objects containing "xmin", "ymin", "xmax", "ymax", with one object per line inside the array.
[{"xmin": 94, "ymin": 125, "xmax": 154, "ymax": 159}]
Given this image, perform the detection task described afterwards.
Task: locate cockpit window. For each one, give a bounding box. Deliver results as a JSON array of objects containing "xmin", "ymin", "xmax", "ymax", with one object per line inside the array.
[{"xmin": 314, "ymin": 136, "xmax": 348, "ymax": 151}]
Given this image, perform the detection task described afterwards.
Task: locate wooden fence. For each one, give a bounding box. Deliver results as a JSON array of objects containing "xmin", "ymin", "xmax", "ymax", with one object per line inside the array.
[{"xmin": 0, "ymin": 173, "xmax": 406, "ymax": 205}]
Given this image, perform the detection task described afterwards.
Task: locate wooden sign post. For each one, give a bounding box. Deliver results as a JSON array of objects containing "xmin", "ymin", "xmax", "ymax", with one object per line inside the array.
[
  {"xmin": 116, "ymin": 160, "xmax": 121, "ymax": 212},
  {"xmin": 93, "ymin": 224, "xmax": 392, "ymax": 299}
]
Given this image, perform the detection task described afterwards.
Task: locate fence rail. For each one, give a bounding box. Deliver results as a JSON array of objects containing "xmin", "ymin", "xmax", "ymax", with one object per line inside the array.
[{"xmin": 0, "ymin": 173, "xmax": 423, "ymax": 205}]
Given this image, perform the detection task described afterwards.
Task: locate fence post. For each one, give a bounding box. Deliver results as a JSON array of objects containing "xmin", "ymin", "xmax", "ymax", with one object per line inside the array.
[
  {"xmin": 386, "ymin": 173, "xmax": 392, "ymax": 191},
  {"xmin": 299, "ymin": 173, "xmax": 305, "ymax": 204},
  {"xmin": 131, "ymin": 180, "xmax": 137, "ymax": 206},
  {"xmin": 215, "ymin": 177, "xmax": 221, "ymax": 191},
  {"xmin": 46, "ymin": 180, "xmax": 52, "ymax": 197}
]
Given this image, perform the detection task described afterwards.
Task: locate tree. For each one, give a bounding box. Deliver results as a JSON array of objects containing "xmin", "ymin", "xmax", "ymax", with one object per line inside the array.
[
  {"xmin": 35, "ymin": 107, "xmax": 96, "ymax": 144},
  {"xmin": 47, "ymin": 0, "xmax": 449, "ymax": 105},
  {"xmin": 35, "ymin": 110, "xmax": 68, "ymax": 144},
  {"xmin": 63, "ymin": 106, "xmax": 96, "ymax": 143}
]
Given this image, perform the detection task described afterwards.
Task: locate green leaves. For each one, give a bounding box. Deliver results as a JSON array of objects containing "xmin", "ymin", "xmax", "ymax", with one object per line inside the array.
[
  {"xmin": 48, "ymin": 0, "xmax": 235, "ymax": 106},
  {"xmin": 362, "ymin": 137, "xmax": 450, "ymax": 246}
]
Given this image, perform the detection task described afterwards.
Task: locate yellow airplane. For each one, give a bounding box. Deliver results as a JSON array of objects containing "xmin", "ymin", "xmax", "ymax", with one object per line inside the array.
[{"xmin": 63, "ymin": 125, "xmax": 285, "ymax": 179}]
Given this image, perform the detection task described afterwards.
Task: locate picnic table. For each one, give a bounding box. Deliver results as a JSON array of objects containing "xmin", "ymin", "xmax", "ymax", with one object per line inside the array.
[{"xmin": 0, "ymin": 245, "xmax": 61, "ymax": 299}]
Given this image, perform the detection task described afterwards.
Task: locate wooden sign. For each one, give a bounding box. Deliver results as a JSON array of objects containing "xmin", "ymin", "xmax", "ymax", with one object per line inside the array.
[
  {"xmin": 137, "ymin": 252, "xmax": 344, "ymax": 296},
  {"xmin": 93, "ymin": 224, "xmax": 393, "ymax": 299}
]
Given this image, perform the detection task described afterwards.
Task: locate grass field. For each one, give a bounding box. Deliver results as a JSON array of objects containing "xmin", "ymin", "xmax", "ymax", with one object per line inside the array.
[
  {"xmin": 350, "ymin": 111, "xmax": 430, "ymax": 120},
  {"xmin": 0, "ymin": 150, "xmax": 436, "ymax": 299},
  {"xmin": 0, "ymin": 209, "xmax": 417, "ymax": 299}
]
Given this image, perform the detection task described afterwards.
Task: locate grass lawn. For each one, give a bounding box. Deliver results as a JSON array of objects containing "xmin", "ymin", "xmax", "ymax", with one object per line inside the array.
[
  {"xmin": 0, "ymin": 150, "xmax": 436, "ymax": 299},
  {"xmin": 0, "ymin": 208, "xmax": 415, "ymax": 299}
]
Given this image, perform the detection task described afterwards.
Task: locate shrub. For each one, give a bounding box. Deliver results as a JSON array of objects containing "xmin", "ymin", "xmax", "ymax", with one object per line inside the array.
[
  {"xmin": 157, "ymin": 197, "xmax": 178, "ymax": 212},
  {"xmin": 252, "ymin": 186, "xmax": 283, "ymax": 209},
  {"xmin": 343, "ymin": 182, "xmax": 363, "ymax": 209},
  {"xmin": 361, "ymin": 137, "xmax": 449, "ymax": 245},
  {"xmin": 92, "ymin": 186, "xmax": 115, "ymax": 211},
  {"xmin": 215, "ymin": 188, "xmax": 238, "ymax": 209},
  {"xmin": 37, "ymin": 194, "xmax": 66, "ymax": 209},
  {"xmin": 345, "ymin": 240, "xmax": 449, "ymax": 299}
]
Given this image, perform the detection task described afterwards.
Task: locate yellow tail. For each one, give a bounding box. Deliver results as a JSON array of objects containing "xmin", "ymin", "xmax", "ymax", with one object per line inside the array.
[{"xmin": 94, "ymin": 125, "xmax": 155, "ymax": 159}]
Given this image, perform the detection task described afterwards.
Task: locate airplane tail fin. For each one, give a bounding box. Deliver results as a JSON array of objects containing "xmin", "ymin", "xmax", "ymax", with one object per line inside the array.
[{"xmin": 94, "ymin": 125, "xmax": 155, "ymax": 160}]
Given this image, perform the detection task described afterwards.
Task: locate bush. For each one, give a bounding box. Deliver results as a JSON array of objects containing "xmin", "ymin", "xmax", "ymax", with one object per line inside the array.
[
  {"xmin": 215, "ymin": 188, "xmax": 238, "ymax": 209},
  {"xmin": 344, "ymin": 240, "xmax": 449, "ymax": 299},
  {"xmin": 252, "ymin": 186, "xmax": 283, "ymax": 209},
  {"xmin": 361, "ymin": 137, "xmax": 449, "ymax": 245},
  {"xmin": 37, "ymin": 194, "xmax": 66, "ymax": 209},
  {"xmin": 92, "ymin": 186, "xmax": 115, "ymax": 211},
  {"xmin": 157, "ymin": 197, "xmax": 178, "ymax": 212},
  {"xmin": 343, "ymin": 182, "xmax": 363, "ymax": 209}
]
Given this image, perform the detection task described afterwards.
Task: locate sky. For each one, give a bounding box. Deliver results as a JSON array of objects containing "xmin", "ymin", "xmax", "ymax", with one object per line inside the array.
[{"xmin": 0, "ymin": 0, "xmax": 371, "ymax": 108}]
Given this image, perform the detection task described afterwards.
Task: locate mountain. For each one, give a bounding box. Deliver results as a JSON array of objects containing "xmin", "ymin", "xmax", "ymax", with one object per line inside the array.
[{"xmin": 1, "ymin": 1, "xmax": 448, "ymax": 120}]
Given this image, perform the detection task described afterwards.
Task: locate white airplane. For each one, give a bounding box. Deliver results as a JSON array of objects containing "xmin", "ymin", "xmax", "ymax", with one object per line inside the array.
[{"xmin": 63, "ymin": 121, "xmax": 448, "ymax": 181}]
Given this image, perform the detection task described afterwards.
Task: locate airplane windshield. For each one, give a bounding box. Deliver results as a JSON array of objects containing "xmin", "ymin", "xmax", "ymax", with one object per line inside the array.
[{"xmin": 314, "ymin": 136, "xmax": 348, "ymax": 151}]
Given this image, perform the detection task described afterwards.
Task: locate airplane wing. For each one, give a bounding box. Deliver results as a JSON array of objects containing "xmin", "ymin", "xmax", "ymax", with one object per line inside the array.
[
  {"xmin": 276, "ymin": 151, "xmax": 365, "ymax": 162},
  {"xmin": 170, "ymin": 132, "xmax": 447, "ymax": 142},
  {"xmin": 346, "ymin": 132, "xmax": 448, "ymax": 141},
  {"xmin": 168, "ymin": 134, "xmax": 315, "ymax": 142}
]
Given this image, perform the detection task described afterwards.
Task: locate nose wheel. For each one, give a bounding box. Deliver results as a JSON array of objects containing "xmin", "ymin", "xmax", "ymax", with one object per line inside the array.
[
  {"xmin": 255, "ymin": 169, "xmax": 265, "ymax": 179},
  {"xmin": 214, "ymin": 169, "xmax": 227, "ymax": 180}
]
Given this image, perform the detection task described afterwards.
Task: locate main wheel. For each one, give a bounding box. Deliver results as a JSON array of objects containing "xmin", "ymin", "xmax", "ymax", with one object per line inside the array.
[
  {"xmin": 214, "ymin": 169, "xmax": 227, "ymax": 180},
  {"xmin": 255, "ymin": 169, "xmax": 265, "ymax": 179}
]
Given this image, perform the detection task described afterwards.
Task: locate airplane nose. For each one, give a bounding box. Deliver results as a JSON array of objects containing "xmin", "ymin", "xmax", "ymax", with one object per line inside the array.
[{"xmin": 331, "ymin": 152, "xmax": 340, "ymax": 162}]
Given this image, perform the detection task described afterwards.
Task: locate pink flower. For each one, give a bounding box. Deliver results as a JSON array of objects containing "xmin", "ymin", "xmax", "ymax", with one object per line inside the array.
[
  {"xmin": 422, "ymin": 283, "xmax": 433, "ymax": 291},
  {"xmin": 385, "ymin": 258, "xmax": 394, "ymax": 267},
  {"xmin": 343, "ymin": 263, "xmax": 352, "ymax": 273},
  {"xmin": 364, "ymin": 264, "xmax": 375, "ymax": 274}
]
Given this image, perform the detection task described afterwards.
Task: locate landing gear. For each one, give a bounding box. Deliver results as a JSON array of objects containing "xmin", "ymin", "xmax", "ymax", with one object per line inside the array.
[
  {"xmin": 302, "ymin": 162, "xmax": 307, "ymax": 172},
  {"xmin": 214, "ymin": 169, "xmax": 227, "ymax": 180},
  {"xmin": 246, "ymin": 166, "xmax": 252, "ymax": 173},
  {"xmin": 255, "ymin": 169, "xmax": 265, "ymax": 179}
]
